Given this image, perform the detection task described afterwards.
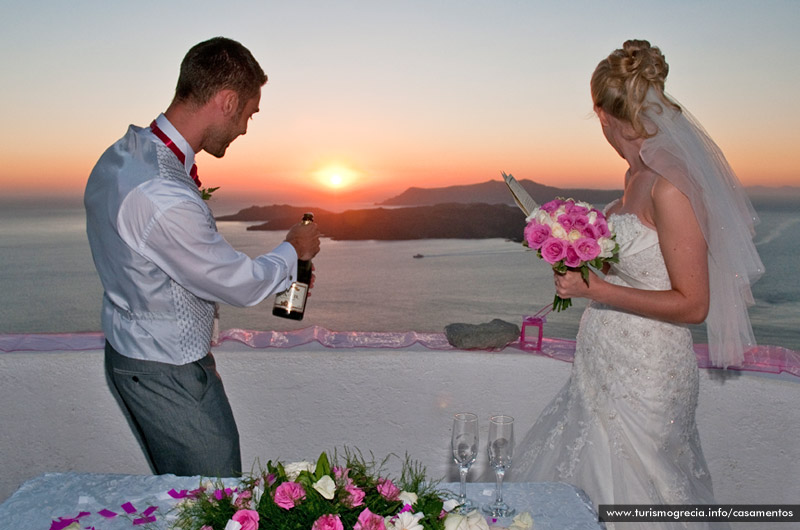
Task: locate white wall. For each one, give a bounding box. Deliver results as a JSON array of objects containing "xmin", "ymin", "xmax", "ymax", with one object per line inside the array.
[{"xmin": 1, "ymin": 342, "xmax": 798, "ymax": 511}]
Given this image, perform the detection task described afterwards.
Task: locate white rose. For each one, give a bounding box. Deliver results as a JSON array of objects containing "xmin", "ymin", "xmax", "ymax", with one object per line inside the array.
[
  {"xmin": 398, "ymin": 490, "xmax": 418, "ymax": 506},
  {"xmin": 509, "ymin": 511, "xmax": 534, "ymax": 530},
  {"xmin": 568, "ymin": 229, "xmax": 582, "ymax": 243},
  {"xmin": 312, "ymin": 475, "xmax": 336, "ymax": 500},
  {"xmin": 576, "ymin": 200, "xmax": 593, "ymax": 210},
  {"xmin": 385, "ymin": 511, "xmax": 425, "ymax": 530},
  {"xmin": 587, "ymin": 210, "xmax": 598, "ymax": 224},
  {"xmin": 444, "ymin": 510, "xmax": 490, "ymax": 530},
  {"xmin": 598, "ymin": 237, "xmax": 616, "ymax": 258},
  {"xmin": 284, "ymin": 461, "xmax": 316, "ymax": 481},
  {"xmin": 536, "ymin": 210, "xmax": 551, "ymax": 226},
  {"xmin": 550, "ymin": 223, "xmax": 568, "ymax": 240}
]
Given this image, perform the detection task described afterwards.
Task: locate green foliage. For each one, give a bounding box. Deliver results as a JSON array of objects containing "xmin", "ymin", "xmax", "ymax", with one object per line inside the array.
[
  {"xmin": 201, "ymin": 186, "xmax": 220, "ymax": 200},
  {"xmin": 172, "ymin": 449, "xmax": 449, "ymax": 530}
]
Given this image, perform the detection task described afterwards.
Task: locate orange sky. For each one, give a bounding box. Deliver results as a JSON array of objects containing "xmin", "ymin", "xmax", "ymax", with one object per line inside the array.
[{"xmin": 2, "ymin": 2, "xmax": 798, "ymax": 211}]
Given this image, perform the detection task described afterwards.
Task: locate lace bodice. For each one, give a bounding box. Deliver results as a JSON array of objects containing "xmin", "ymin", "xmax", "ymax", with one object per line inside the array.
[{"xmin": 606, "ymin": 213, "xmax": 669, "ymax": 291}]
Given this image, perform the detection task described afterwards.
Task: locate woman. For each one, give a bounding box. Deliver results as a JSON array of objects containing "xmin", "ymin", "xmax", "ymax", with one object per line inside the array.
[{"xmin": 513, "ymin": 40, "xmax": 763, "ymax": 528}]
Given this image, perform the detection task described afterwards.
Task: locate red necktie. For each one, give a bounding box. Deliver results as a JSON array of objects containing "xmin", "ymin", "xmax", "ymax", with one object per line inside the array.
[{"xmin": 150, "ymin": 120, "xmax": 202, "ymax": 188}]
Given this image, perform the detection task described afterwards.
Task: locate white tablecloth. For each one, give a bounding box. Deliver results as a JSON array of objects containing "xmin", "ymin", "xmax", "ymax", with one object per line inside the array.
[{"xmin": 0, "ymin": 472, "xmax": 603, "ymax": 529}]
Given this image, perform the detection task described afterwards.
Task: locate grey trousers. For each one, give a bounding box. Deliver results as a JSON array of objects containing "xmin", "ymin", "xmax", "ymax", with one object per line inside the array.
[{"xmin": 105, "ymin": 341, "xmax": 242, "ymax": 477}]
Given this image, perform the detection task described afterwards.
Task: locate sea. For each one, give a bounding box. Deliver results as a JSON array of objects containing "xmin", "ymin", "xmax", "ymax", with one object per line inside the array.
[{"xmin": 1, "ymin": 199, "xmax": 798, "ymax": 351}]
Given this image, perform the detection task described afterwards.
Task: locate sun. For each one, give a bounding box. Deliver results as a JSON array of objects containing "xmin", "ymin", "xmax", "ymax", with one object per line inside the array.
[
  {"xmin": 329, "ymin": 173, "xmax": 344, "ymax": 188},
  {"xmin": 313, "ymin": 164, "xmax": 359, "ymax": 191}
]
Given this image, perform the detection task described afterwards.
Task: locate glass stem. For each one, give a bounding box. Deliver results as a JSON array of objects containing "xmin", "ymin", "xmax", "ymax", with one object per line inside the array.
[
  {"xmin": 459, "ymin": 466, "xmax": 468, "ymax": 502},
  {"xmin": 494, "ymin": 467, "xmax": 505, "ymax": 504}
]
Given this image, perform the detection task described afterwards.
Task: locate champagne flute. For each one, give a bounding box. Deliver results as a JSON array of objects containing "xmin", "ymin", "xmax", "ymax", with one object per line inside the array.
[
  {"xmin": 482, "ymin": 414, "xmax": 515, "ymax": 518},
  {"xmin": 451, "ymin": 412, "xmax": 479, "ymax": 513}
]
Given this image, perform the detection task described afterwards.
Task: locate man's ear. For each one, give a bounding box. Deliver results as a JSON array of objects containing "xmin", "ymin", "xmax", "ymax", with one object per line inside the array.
[{"xmin": 215, "ymin": 89, "xmax": 240, "ymax": 117}]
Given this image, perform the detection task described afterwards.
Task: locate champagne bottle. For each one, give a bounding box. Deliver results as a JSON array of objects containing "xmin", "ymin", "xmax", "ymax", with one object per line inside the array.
[{"xmin": 272, "ymin": 212, "xmax": 314, "ymax": 320}]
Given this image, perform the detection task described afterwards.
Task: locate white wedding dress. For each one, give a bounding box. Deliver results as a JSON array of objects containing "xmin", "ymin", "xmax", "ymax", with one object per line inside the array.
[{"xmin": 514, "ymin": 213, "xmax": 729, "ymax": 530}]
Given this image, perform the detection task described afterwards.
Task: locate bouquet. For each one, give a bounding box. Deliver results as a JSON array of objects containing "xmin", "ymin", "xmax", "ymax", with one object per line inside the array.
[
  {"xmin": 524, "ymin": 198, "xmax": 618, "ymax": 311},
  {"xmin": 172, "ymin": 450, "xmax": 520, "ymax": 530}
]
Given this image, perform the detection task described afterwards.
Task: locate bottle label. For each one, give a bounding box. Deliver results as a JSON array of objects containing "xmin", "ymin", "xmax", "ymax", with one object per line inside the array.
[{"xmin": 273, "ymin": 282, "xmax": 308, "ymax": 313}]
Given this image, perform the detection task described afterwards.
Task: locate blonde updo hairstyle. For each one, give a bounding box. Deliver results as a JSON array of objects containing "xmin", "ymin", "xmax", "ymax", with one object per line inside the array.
[{"xmin": 591, "ymin": 39, "xmax": 680, "ymax": 138}]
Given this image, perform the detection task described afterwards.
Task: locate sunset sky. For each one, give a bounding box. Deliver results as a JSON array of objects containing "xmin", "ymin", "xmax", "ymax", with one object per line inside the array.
[{"xmin": 2, "ymin": 1, "xmax": 798, "ymax": 211}]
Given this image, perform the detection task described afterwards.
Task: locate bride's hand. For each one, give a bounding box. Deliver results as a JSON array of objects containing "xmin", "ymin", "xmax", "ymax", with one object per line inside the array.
[{"xmin": 554, "ymin": 269, "xmax": 601, "ymax": 300}]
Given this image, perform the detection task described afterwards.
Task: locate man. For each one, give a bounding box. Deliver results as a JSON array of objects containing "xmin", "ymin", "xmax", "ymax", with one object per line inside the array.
[{"xmin": 85, "ymin": 37, "xmax": 320, "ymax": 477}]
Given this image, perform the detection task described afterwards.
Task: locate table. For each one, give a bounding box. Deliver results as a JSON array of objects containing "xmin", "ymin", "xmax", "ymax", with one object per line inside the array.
[{"xmin": 0, "ymin": 472, "xmax": 603, "ymax": 529}]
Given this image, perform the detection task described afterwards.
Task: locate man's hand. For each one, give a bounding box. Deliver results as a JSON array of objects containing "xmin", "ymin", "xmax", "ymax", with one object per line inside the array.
[{"xmin": 285, "ymin": 221, "xmax": 321, "ymax": 261}]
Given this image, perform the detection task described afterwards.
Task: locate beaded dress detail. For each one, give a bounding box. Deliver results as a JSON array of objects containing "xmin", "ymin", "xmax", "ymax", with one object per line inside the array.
[{"xmin": 514, "ymin": 213, "xmax": 728, "ymax": 530}]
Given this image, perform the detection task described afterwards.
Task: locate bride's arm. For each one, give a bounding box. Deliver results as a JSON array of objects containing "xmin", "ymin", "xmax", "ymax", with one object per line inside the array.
[{"xmin": 554, "ymin": 177, "xmax": 709, "ymax": 324}]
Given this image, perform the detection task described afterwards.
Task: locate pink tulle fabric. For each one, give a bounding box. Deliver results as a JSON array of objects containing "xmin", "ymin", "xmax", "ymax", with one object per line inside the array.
[{"xmin": 0, "ymin": 327, "xmax": 797, "ymax": 378}]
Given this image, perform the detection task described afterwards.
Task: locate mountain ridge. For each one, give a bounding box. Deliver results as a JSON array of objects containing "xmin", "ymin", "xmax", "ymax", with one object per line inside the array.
[{"xmin": 215, "ymin": 179, "xmax": 797, "ymax": 240}]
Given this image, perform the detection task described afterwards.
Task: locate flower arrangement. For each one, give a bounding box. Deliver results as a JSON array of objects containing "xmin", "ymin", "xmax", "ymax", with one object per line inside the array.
[
  {"xmin": 172, "ymin": 450, "xmax": 525, "ymax": 530},
  {"xmin": 524, "ymin": 198, "xmax": 619, "ymax": 311}
]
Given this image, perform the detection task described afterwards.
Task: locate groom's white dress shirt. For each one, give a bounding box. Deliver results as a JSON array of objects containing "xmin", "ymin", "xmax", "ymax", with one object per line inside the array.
[{"xmin": 85, "ymin": 114, "xmax": 297, "ymax": 365}]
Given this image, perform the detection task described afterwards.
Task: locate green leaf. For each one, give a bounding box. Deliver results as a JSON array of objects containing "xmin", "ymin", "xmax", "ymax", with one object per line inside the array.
[
  {"xmin": 200, "ymin": 186, "xmax": 220, "ymax": 200},
  {"xmin": 315, "ymin": 452, "xmax": 331, "ymax": 479}
]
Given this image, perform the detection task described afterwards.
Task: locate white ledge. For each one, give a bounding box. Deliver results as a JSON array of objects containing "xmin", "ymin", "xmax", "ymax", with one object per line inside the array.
[{"xmin": 1, "ymin": 332, "xmax": 798, "ymax": 510}]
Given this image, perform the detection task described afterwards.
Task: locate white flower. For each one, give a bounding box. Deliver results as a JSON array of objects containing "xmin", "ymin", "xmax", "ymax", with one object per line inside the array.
[
  {"xmin": 284, "ymin": 460, "xmax": 316, "ymax": 481},
  {"xmin": 313, "ymin": 475, "xmax": 336, "ymax": 499},
  {"xmin": 509, "ymin": 511, "xmax": 534, "ymax": 530},
  {"xmin": 397, "ymin": 490, "xmax": 418, "ymax": 507},
  {"xmin": 568, "ymin": 229, "xmax": 583, "ymax": 242},
  {"xmin": 252, "ymin": 485, "xmax": 264, "ymax": 507},
  {"xmin": 550, "ymin": 223, "xmax": 568, "ymax": 240},
  {"xmin": 174, "ymin": 497, "xmax": 196, "ymax": 509},
  {"xmin": 535, "ymin": 209, "xmax": 551, "ymax": 226},
  {"xmin": 442, "ymin": 499, "xmax": 461, "ymax": 513},
  {"xmin": 444, "ymin": 509, "xmax": 490, "ymax": 530},
  {"xmin": 385, "ymin": 511, "xmax": 425, "ymax": 530},
  {"xmin": 224, "ymin": 519, "xmax": 243, "ymax": 530},
  {"xmin": 587, "ymin": 210, "xmax": 598, "ymax": 224},
  {"xmin": 598, "ymin": 236, "xmax": 616, "ymax": 258}
]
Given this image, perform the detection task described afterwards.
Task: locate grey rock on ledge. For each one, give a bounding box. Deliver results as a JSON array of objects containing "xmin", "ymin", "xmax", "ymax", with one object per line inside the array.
[{"xmin": 444, "ymin": 319, "xmax": 520, "ymax": 350}]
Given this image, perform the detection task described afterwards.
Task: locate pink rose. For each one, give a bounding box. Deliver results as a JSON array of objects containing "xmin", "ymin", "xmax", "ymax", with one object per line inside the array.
[
  {"xmin": 312, "ymin": 514, "xmax": 345, "ymax": 530},
  {"xmin": 570, "ymin": 213, "xmax": 590, "ymax": 232},
  {"xmin": 573, "ymin": 237, "xmax": 601, "ymax": 261},
  {"xmin": 593, "ymin": 217, "xmax": 611, "ymax": 238},
  {"xmin": 232, "ymin": 509, "xmax": 259, "ymax": 530},
  {"xmin": 565, "ymin": 201, "xmax": 588, "ymax": 215},
  {"xmin": 541, "ymin": 199, "xmax": 563, "ymax": 214},
  {"xmin": 556, "ymin": 213, "xmax": 574, "ymax": 231},
  {"xmin": 524, "ymin": 222, "xmax": 551, "ymax": 250},
  {"xmin": 564, "ymin": 244, "xmax": 581, "ymax": 268},
  {"xmin": 376, "ymin": 478, "xmax": 400, "ymax": 501},
  {"xmin": 540, "ymin": 237, "xmax": 568, "ymax": 264},
  {"xmin": 581, "ymin": 223, "xmax": 599, "ymax": 239},
  {"xmin": 273, "ymin": 482, "xmax": 306, "ymax": 509},
  {"xmin": 354, "ymin": 508, "xmax": 386, "ymax": 530},
  {"xmin": 344, "ymin": 483, "xmax": 365, "ymax": 507}
]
